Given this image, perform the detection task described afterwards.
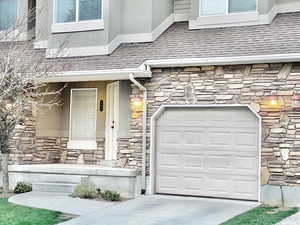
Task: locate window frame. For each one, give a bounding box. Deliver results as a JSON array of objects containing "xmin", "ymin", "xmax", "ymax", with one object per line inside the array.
[
  {"xmin": 199, "ymin": 0, "xmax": 258, "ymax": 16},
  {"xmin": 53, "ymin": 0, "xmax": 103, "ymax": 24},
  {"xmin": 52, "ymin": 0, "xmax": 104, "ymax": 33},
  {"xmin": 67, "ymin": 88, "xmax": 98, "ymax": 150}
]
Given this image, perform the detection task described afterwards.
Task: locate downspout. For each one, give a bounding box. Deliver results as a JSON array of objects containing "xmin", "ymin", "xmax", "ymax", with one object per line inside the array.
[{"xmin": 129, "ymin": 73, "xmax": 147, "ymax": 194}]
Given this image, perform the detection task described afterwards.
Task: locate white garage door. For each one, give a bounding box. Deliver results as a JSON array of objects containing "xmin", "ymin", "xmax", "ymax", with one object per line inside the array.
[{"xmin": 155, "ymin": 106, "xmax": 260, "ymax": 201}]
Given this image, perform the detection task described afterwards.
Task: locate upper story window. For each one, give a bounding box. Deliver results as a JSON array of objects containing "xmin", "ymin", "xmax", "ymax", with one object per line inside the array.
[
  {"xmin": 201, "ymin": 0, "xmax": 257, "ymax": 16},
  {"xmin": 0, "ymin": 0, "xmax": 17, "ymax": 31},
  {"xmin": 55, "ymin": 0, "xmax": 102, "ymax": 23}
]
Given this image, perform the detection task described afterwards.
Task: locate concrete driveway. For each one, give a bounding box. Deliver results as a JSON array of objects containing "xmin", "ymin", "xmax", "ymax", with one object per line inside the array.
[{"xmin": 58, "ymin": 195, "xmax": 259, "ymax": 225}]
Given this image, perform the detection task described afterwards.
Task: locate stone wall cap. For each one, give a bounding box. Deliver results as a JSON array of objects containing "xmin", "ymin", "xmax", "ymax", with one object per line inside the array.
[{"xmin": 8, "ymin": 164, "xmax": 137, "ymax": 177}]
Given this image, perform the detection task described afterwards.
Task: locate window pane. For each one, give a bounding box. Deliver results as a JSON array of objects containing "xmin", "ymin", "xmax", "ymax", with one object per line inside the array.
[
  {"xmin": 201, "ymin": 0, "xmax": 227, "ymax": 15},
  {"xmin": 56, "ymin": 0, "xmax": 76, "ymax": 23},
  {"xmin": 229, "ymin": 0, "xmax": 256, "ymax": 13},
  {"xmin": 0, "ymin": 0, "xmax": 17, "ymax": 30},
  {"xmin": 79, "ymin": 0, "xmax": 102, "ymax": 21}
]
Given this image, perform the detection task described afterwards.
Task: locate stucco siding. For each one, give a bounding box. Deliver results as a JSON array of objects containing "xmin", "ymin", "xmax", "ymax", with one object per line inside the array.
[
  {"xmin": 152, "ymin": 0, "xmax": 174, "ymax": 30},
  {"xmin": 175, "ymin": 0, "xmax": 191, "ymax": 15},
  {"xmin": 122, "ymin": 0, "xmax": 152, "ymax": 34}
]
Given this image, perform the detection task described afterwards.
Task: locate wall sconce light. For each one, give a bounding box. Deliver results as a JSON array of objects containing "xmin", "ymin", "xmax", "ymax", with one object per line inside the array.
[
  {"xmin": 131, "ymin": 98, "xmax": 144, "ymax": 112},
  {"xmin": 281, "ymin": 149, "xmax": 289, "ymax": 161},
  {"xmin": 265, "ymin": 96, "xmax": 283, "ymax": 109}
]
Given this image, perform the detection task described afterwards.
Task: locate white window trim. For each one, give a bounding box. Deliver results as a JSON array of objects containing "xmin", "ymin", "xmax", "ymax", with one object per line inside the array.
[
  {"xmin": 67, "ymin": 88, "xmax": 98, "ymax": 150},
  {"xmin": 191, "ymin": 0, "xmax": 260, "ymax": 29},
  {"xmin": 52, "ymin": 0, "xmax": 104, "ymax": 33},
  {"xmin": 199, "ymin": 0, "xmax": 258, "ymax": 17}
]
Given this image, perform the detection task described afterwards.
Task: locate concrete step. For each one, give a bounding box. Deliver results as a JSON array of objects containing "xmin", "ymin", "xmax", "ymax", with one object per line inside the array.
[{"xmin": 32, "ymin": 182, "xmax": 78, "ymax": 194}]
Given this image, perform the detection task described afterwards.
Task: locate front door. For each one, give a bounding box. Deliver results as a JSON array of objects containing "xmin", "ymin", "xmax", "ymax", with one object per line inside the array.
[{"xmin": 105, "ymin": 82, "xmax": 119, "ymax": 160}]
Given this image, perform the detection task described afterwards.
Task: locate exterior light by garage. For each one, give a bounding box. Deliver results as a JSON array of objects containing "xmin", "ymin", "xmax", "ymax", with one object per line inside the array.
[
  {"xmin": 264, "ymin": 96, "xmax": 283, "ymax": 109},
  {"xmin": 131, "ymin": 98, "xmax": 144, "ymax": 112}
]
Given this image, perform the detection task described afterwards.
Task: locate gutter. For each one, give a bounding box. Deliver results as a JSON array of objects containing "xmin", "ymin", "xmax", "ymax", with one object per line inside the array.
[
  {"xmin": 144, "ymin": 53, "xmax": 300, "ymax": 68},
  {"xmin": 129, "ymin": 73, "xmax": 147, "ymax": 195},
  {"xmin": 45, "ymin": 68, "xmax": 152, "ymax": 83}
]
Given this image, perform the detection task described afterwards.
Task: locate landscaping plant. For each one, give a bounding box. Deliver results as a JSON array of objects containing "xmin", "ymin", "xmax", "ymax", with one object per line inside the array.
[
  {"xmin": 13, "ymin": 182, "xmax": 32, "ymax": 194},
  {"xmin": 101, "ymin": 190, "xmax": 121, "ymax": 202},
  {"xmin": 72, "ymin": 180, "xmax": 98, "ymax": 199}
]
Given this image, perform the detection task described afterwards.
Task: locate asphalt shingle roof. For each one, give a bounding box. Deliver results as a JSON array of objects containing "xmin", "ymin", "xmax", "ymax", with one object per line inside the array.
[{"xmin": 2, "ymin": 12, "xmax": 300, "ymax": 71}]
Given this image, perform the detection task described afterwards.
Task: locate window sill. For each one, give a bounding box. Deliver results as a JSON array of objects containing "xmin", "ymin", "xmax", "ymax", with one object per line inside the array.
[
  {"xmin": 67, "ymin": 140, "xmax": 97, "ymax": 150},
  {"xmin": 189, "ymin": 12, "xmax": 260, "ymax": 29},
  {"xmin": 51, "ymin": 20, "xmax": 104, "ymax": 33}
]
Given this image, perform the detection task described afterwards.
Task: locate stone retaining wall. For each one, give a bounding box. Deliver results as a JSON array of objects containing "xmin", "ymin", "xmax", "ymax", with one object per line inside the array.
[{"xmin": 131, "ymin": 63, "xmax": 300, "ymax": 186}]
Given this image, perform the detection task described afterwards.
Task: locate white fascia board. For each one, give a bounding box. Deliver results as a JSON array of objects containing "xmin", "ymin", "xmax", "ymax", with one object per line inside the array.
[
  {"xmin": 144, "ymin": 53, "xmax": 300, "ymax": 68},
  {"xmin": 45, "ymin": 68, "xmax": 152, "ymax": 83}
]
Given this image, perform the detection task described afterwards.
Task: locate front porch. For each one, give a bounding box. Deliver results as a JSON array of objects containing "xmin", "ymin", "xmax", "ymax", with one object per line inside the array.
[
  {"xmin": 8, "ymin": 164, "xmax": 139, "ymax": 198},
  {"xmin": 33, "ymin": 80, "xmax": 135, "ymax": 167}
]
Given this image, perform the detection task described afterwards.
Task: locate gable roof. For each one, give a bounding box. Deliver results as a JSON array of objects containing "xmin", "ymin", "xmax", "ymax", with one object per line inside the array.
[
  {"xmin": 57, "ymin": 12, "xmax": 300, "ymax": 71},
  {"xmin": 2, "ymin": 12, "xmax": 300, "ymax": 73}
]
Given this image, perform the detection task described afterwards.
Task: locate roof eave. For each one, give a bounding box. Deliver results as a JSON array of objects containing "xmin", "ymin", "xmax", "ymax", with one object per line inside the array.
[{"xmin": 145, "ymin": 53, "xmax": 300, "ymax": 68}]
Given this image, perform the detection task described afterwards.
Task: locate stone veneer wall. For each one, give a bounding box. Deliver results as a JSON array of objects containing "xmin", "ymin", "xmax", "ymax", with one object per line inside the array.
[
  {"xmin": 8, "ymin": 129, "xmax": 134, "ymax": 167},
  {"xmin": 6, "ymin": 111, "xmax": 133, "ymax": 167},
  {"xmin": 35, "ymin": 137, "xmax": 105, "ymax": 164},
  {"xmin": 130, "ymin": 63, "xmax": 300, "ymax": 186}
]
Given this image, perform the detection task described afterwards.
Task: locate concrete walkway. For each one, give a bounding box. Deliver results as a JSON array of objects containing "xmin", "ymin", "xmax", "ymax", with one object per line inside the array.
[
  {"xmin": 9, "ymin": 191, "xmax": 117, "ymax": 216},
  {"xmin": 276, "ymin": 212, "xmax": 300, "ymax": 225},
  {"xmin": 58, "ymin": 195, "xmax": 259, "ymax": 225}
]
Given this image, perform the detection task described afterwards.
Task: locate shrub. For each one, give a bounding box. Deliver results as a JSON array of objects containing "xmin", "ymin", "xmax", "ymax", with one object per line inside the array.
[
  {"xmin": 72, "ymin": 180, "xmax": 97, "ymax": 199},
  {"xmin": 14, "ymin": 182, "xmax": 32, "ymax": 194},
  {"xmin": 101, "ymin": 190, "xmax": 121, "ymax": 201}
]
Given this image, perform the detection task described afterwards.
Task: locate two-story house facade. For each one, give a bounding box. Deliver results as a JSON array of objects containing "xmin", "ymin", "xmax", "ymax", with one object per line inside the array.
[{"xmin": 2, "ymin": 0, "xmax": 300, "ymax": 205}]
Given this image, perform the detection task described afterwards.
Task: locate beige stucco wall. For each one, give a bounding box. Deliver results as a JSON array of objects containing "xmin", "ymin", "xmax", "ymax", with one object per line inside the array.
[{"xmin": 36, "ymin": 83, "xmax": 64, "ymax": 137}]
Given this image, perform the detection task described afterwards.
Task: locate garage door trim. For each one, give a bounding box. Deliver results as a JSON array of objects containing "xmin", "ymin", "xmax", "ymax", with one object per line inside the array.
[{"xmin": 149, "ymin": 104, "xmax": 262, "ymax": 202}]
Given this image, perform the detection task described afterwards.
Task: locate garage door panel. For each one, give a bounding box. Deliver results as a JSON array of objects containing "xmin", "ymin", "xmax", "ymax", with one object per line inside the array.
[
  {"xmin": 183, "ymin": 156, "xmax": 204, "ymax": 169},
  {"xmin": 158, "ymin": 130, "xmax": 182, "ymax": 144},
  {"xmin": 235, "ymin": 133, "xmax": 257, "ymax": 146},
  {"xmin": 183, "ymin": 131, "xmax": 205, "ymax": 145},
  {"xmin": 234, "ymin": 157, "xmax": 258, "ymax": 172},
  {"xmin": 207, "ymin": 132, "xmax": 232, "ymax": 146},
  {"xmin": 155, "ymin": 107, "xmax": 259, "ymax": 201},
  {"xmin": 157, "ymin": 153, "xmax": 182, "ymax": 168},
  {"xmin": 157, "ymin": 175, "xmax": 180, "ymax": 191},
  {"xmin": 183, "ymin": 177, "xmax": 206, "ymax": 191}
]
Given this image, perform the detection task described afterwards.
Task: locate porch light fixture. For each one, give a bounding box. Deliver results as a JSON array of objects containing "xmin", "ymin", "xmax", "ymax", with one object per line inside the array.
[
  {"xmin": 131, "ymin": 98, "xmax": 144, "ymax": 112},
  {"xmin": 265, "ymin": 96, "xmax": 283, "ymax": 109}
]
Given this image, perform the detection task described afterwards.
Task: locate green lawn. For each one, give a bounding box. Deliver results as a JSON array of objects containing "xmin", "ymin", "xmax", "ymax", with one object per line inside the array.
[
  {"xmin": 0, "ymin": 198, "xmax": 66, "ymax": 225},
  {"xmin": 221, "ymin": 205, "xmax": 298, "ymax": 225}
]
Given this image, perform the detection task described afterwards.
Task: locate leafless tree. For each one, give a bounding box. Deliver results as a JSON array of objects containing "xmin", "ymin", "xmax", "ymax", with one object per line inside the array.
[{"xmin": 0, "ymin": 7, "xmax": 66, "ymax": 194}]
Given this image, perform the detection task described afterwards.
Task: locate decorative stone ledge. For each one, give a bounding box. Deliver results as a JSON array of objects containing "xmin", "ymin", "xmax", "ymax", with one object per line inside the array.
[{"xmin": 8, "ymin": 164, "xmax": 137, "ymax": 177}]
